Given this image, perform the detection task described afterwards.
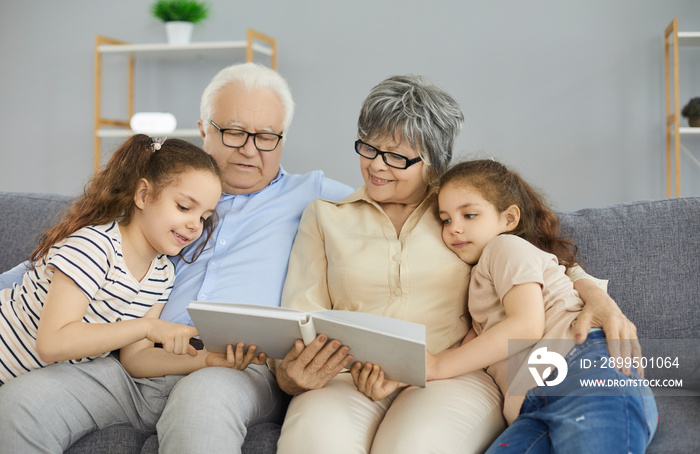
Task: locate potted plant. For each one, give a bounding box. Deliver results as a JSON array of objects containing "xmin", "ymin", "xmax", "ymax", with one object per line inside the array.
[
  {"xmin": 151, "ymin": 0, "xmax": 210, "ymax": 45},
  {"xmin": 681, "ymin": 97, "xmax": 700, "ymax": 127}
]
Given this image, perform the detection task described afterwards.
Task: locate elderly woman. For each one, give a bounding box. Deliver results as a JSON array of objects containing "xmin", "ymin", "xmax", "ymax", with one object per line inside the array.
[{"xmin": 274, "ymin": 75, "xmax": 635, "ymax": 453}]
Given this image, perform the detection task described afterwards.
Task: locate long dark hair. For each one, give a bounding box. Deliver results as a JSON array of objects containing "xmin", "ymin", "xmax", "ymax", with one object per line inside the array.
[
  {"xmin": 32, "ymin": 134, "xmax": 221, "ymax": 264},
  {"xmin": 438, "ymin": 159, "xmax": 577, "ymax": 269}
]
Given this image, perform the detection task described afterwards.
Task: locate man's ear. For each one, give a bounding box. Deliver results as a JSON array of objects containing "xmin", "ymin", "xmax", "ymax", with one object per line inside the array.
[
  {"xmin": 503, "ymin": 204, "xmax": 521, "ymax": 232},
  {"xmin": 134, "ymin": 178, "xmax": 150, "ymax": 210},
  {"xmin": 198, "ymin": 120, "xmax": 206, "ymax": 140}
]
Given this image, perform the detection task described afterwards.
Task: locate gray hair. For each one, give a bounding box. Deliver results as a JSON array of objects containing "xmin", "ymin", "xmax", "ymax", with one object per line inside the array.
[
  {"xmin": 357, "ymin": 75, "xmax": 464, "ymax": 185},
  {"xmin": 200, "ymin": 63, "xmax": 295, "ymax": 142}
]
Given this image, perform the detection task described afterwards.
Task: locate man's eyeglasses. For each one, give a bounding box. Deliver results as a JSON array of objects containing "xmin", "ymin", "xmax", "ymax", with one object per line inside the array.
[
  {"xmin": 210, "ymin": 120, "xmax": 283, "ymax": 152},
  {"xmin": 354, "ymin": 140, "xmax": 422, "ymax": 169}
]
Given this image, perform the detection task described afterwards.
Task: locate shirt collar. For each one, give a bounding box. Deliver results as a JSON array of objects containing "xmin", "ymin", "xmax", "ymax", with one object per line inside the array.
[
  {"xmin": 336, "ymin": 185, "xmax": 436, "ymax": 218},
  {"xmin": 219, "ymin": 166, "xmax": 287, "ymax": 201}
]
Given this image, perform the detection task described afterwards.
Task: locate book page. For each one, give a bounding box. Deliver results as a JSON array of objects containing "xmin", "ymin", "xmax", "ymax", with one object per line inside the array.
[
  {"xmin": 298, "ymin": 317, "xmax": 317, "ymax": 346},
  {"xmin": 313, "ymin": 310, "xmax": 424, "ymax": 342},
  {"xmin": 311, "ymin": 311, "xmax": 427, "ymax": 387},
  {"xmin": 187, "ymin": 301, "xmax": 309, "ymax": 359},
  {"xmin": 189, "ymin": 301, "xmax": 307, "ymax": 321}
]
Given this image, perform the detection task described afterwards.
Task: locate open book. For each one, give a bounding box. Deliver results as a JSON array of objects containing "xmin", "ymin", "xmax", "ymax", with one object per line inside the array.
[{"xmin": 186, "ymin": 301, "xmax": 427, "ymax": 387}]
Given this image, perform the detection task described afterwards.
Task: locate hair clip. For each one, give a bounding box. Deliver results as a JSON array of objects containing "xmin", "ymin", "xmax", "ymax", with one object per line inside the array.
[{"xmin": 150, "ymin": 137, "xmax": 165, "ymax": 152}]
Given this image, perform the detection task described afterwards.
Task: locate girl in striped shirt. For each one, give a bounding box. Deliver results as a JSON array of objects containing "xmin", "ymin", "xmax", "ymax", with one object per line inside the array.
[{"xmin": 0, "ymin": 134, "xmax": 261, "ymax": 384}]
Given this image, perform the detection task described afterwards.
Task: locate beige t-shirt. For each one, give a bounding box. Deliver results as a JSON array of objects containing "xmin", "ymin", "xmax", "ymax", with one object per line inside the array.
[
  {"xmin": 469, "ymin": 234, "xmax": 592, "ymax": 424},
  {"xmin": 281, "ymin": 187, "xmax": 469, "ymax": 354}
]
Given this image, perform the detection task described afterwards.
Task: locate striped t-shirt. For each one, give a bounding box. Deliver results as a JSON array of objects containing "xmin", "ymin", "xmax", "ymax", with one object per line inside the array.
[{"xmin": 0, "ymin": 222, "xmax": 174, "ymax": 384}]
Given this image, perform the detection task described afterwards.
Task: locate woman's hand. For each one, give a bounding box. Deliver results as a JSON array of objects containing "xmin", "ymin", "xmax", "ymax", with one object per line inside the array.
[
  {"xmin": 204, "ymin": 343, "xmax": 267, "ymax": 370},
  {"xmin": 275, "ymin": 335, "xmax": 353, "ymax": 395},
  {"xmin": 350, "ymin": 361, "xmax": 405, "ymax": 401},
  {"xmin": 573, "ymin": 278, "xmax": 642, "ymax": 377}
]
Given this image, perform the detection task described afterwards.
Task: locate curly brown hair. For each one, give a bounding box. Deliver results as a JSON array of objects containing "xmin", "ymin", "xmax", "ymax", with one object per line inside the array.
[
  {"xmin": 31, "ymin": 134, "xmax": 221, "ymax": 264},
  {"xmin": 438, "ymin": 159, "xmax": 577, "ymax": 269}
]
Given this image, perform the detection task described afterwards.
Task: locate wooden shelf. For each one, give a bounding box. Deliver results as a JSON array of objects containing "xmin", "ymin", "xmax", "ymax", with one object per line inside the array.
[
  {"xmin": 678, "ymin": 32, "xmax": 700, "ymax": 46},
  {"xmin": 93, "ymin": 29, "xmax": 277, "ymax": 172},
  {"xmin": 96, "ymin": 128, "xmax": 202, "ymax": 139},
  {"xmin": 97, "ymin": 41, "xmax": 274, "ymax": 58},
  {"xmin": 664, "ymin": 19, "xmax": 699, "ymax": 197}
]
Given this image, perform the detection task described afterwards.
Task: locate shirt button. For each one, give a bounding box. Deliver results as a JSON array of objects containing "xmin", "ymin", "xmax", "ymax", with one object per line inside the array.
[
  {"xmin": 200, "ymin": 294, "xmax": 207, "ymax": 300},
  {"xmin": 393, "ymin": 254, "xmax": 400, "ymax": 261},
  {"xmin": 115, "ymin": 317, "xmax": 122, "ymax": 322},
  {"xmin": 210, "ymin": 263, "xmax": 216, "ymax": 268},
  {"xmin": 394, "ymin": 288, "xmax": 402, "ymax": 296},
  {"xmin": 219, "ymin": 239, "xmax": 226, "ymax": 245}
]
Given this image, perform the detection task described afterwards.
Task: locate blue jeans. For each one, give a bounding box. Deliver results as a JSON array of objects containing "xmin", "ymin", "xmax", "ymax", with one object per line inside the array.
[{"xmin": 486, "ymin": 331, "xmax": 658, "ymax": 454}]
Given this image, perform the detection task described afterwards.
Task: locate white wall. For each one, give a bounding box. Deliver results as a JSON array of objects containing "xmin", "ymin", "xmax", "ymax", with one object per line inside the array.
[{"xmin": 1, "ymin": 0, "xmax": 699, "ymax": 210}]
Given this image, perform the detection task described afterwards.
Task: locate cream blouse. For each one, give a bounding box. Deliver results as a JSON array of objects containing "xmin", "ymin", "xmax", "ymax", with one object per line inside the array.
[{"xmin": 281, "ymin": 186, "xmax": 470, "ymax": 354}]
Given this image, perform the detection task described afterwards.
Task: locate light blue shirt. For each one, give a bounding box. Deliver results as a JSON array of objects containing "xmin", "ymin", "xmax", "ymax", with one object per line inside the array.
[
  {"xmin": 0, "ymin": 263, "xmax": 28, "ymax": 290},
  {"xmin": 159, "ymin": 167, "xmax": 353, "ymax": 326}
]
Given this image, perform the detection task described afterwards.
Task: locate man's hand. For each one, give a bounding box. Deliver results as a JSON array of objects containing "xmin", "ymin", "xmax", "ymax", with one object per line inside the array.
[
  {"xmin": 204, "ymin": 343, "xmax": 267, "ymax": 370},
  {"xmin": 350, "ymin": 361, "xmax": 405, "ymax": 401},
  {"xmin": 573, "ymin": 278, "xmax": 642, "ymax": 377},
  {"xmin": 275, "ymin": 335, "xmax": 353, "ymax": 395}
]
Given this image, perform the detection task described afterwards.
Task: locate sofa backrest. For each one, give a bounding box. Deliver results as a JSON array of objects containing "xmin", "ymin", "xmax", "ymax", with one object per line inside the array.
[
  {"xmin": 0, "ymin": 192, "xmax": 72, "ymax": 273},
  {"xmin": 557, "ymin": 197, "xmax": 699, "ymax": 342},
  {"xmin": 1, "ymin": 192, "xmax": 697, "ymax": 342}
]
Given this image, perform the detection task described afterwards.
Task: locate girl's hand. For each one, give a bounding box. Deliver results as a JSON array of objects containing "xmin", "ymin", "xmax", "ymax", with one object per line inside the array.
[
  {"xmin": 350, "ymin": 361, "xmax": 405, "ymax": 401},
  {"xmin": 204, "ymin": 343, "xmax": 267, "ymax": 370},
  {"xmin": 426, "ymin": 350, "xmax": 442, "ymax": 381},
  {"xmin": 461, "ymin": 327, "xmax": 478, "ymax": 345},
  {"xmin": 145, "ymin": 320, "xmax": 199, "ymax": 356}
]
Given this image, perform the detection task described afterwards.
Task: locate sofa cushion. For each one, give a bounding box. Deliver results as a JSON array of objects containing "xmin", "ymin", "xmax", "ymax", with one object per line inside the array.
[
  {"xmin": 68, "ymin": 425, "xmax": 149, "ymax": 454},
  {"xmin": 557, "ymin": 197, "xmax": 700, "ymax": 341},
  {"xmin": 647, "ymin": 394, "xmax": 700, "ymax": 453},
  {"xmin": 0, "ymin": 192, "xmax": 71, "ymax": 273}
]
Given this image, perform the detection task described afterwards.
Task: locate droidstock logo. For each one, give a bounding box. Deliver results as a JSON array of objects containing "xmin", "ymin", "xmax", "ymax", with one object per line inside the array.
[{"xmin": 528, "ymin": 347, "xmax": 567, "ymax": 386}]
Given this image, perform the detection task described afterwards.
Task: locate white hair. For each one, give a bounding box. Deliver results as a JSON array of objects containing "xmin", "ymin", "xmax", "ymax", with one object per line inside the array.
[{"xmin": 200, "ymin": 63, "xmax": 295, "ymax": 142}]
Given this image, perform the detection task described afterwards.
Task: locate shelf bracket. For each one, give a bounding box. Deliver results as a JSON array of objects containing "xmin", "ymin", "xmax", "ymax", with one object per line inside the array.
[
  {"xmin": 664, "ymin": 19, "xmax": 681, "ymax": 197},
  {"xmin": 246, "ymin": 29, "xmax": 277, "ymax": 70}
]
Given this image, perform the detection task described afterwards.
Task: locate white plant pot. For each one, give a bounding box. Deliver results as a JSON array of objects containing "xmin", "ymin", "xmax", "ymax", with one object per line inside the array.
[{"xmin": 165, "ymin": 21, "xmax": 194, "ymax": 45}]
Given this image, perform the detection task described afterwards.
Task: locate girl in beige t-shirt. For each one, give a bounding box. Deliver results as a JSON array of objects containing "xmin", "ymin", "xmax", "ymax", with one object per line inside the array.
[{"xmin": 427, "ymin": 159, "xmax": 657, "ymax": 453}]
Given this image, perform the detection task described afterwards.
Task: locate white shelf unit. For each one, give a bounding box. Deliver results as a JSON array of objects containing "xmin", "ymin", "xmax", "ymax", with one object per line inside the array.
[
  {"xmin": 664, "ymin": 20, "xmax": 700, "ymax": 197},
  {"xmin": 93, "ymin": 29, "xmax": 277, "ymax": 172}
]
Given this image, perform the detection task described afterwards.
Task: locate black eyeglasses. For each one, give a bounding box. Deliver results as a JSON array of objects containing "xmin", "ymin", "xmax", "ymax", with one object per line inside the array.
[
  {"xmin": 354, "ymin": 140, "xmax": 422, "ymax": 169},
  {"xmin": 210, "ymin": 120, "xmax": 283, "ymax": 152}
]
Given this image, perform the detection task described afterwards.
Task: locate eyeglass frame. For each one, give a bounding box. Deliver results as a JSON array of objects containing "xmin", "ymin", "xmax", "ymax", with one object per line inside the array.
[
  {"xmin": 354, "ymin": 140, "xmax": 423, "ymax": 169},
  {"xmin": 209, "ymin": 120, "xmax": 283, "ymax": 152}
]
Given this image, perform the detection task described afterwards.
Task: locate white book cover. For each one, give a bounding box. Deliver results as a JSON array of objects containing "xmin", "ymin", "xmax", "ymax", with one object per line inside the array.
[{"xmin": 186, "ymin": 301, "xmax": 427, "ymax": 387}]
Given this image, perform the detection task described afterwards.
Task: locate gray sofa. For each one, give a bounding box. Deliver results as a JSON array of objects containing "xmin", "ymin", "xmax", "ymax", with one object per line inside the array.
[{"xmin": 0, "ymin": 191, "xmax": 698, "ymax": 453}]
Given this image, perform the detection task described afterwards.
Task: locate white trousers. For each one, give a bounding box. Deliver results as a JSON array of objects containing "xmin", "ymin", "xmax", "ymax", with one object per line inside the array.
[{"xmin": 277, "ymin": 369, "xmax": 506, "ymax": 454}]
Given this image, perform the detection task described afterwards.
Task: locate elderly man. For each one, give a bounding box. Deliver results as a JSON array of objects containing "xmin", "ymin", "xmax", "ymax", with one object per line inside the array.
[{"xmin": 0, "ymin": 62, "xmax": 353, "ymax": 453}]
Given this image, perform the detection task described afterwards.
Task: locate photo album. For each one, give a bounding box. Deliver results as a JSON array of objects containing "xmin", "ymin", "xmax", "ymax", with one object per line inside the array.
[{"xmin": 187, "ymin": 301, "xmax": 427, "ymax": 386}]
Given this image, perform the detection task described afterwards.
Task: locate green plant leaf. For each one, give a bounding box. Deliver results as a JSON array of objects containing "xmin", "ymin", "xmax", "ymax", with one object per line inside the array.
[
  {"xmin": 681, "ymin": 97, "xmax": 700, "ymax": 118},
  {"xmin": 151, "ymin": 0, "xmax": 209, "ymax": 23}
]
